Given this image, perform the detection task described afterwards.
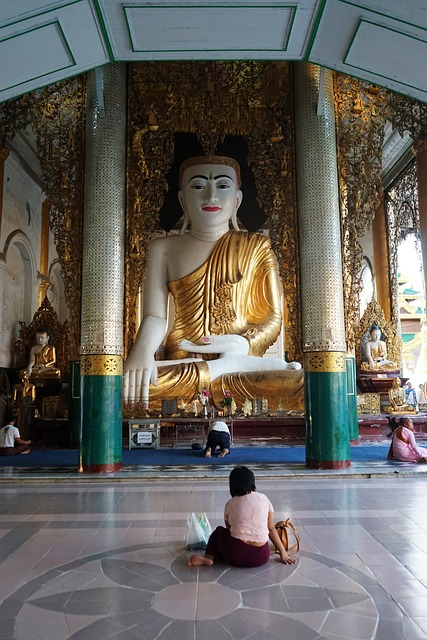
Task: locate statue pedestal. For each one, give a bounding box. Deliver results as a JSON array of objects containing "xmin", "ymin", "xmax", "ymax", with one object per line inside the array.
[
  {"xmin": 30, "ymin": 377, "xmax": 62, "ymax": 397},
  {"xmin": 357, "ymin": 371, "xmax": 406, "ymax": 395}
]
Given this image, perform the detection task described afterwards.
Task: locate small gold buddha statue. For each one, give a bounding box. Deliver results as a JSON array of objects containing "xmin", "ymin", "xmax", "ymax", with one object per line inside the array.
[{"xmin": 385, "ymin": 377, "xmax": 416, "ymax": 414}]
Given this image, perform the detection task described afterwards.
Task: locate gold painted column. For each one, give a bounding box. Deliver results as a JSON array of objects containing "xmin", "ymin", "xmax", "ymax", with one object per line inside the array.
[
  {"xmin": 416, "ymin": 142, "xmax": 427, "ymax": 303},
  {"xmin": 294, "ymin": 63, "xmax": 350, "ymax": 469},
  {"xmin": 0, "ymin": 149, "xmax": 10, "ymax": 345},
  {"xmin": 38, "ymin": 197, "xmax": 51, "ymax": 306},
  {"xmin": 372, "ymin": 198, "xmax": 391, "ymax": 320},
  {"xmin": 0, "ymin": 148, "xmax": 9, "ymax": 230},
  {"xmin": 80, "ymin": 64, "xmax": 126, "ymax": 473},
  {"xmin": 415, "ymin": 141, "xmax": 427, "ymax": 379}
]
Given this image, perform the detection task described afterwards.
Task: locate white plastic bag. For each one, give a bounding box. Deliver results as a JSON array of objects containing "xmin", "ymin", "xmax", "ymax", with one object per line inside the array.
[{"xmin": 185, "ymin": 512, "xmax": 212, "ymax": 550}]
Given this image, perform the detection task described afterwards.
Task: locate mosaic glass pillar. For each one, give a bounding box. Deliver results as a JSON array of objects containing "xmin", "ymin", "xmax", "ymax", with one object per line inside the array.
[
  {"xmin": 80, "ymin": 64, "xmax": 126, "ymax": 473},
  {"xmin": 294, "ymin": 63, "xmax": 350, "ymax": 469}
]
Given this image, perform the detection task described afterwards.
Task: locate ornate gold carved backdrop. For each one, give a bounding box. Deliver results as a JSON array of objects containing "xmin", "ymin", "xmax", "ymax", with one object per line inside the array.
[
  {"xmin": 385, "ymin": 161, "xmax": 420, "ymax": 324},
  {"xmin": 334, "ymin": 75, "xmax": 389, "ymax": 351},
  {"xmin": 335, "ymin": 74, "xmax": 427, "ymax": 351},
  {"xmin": 125, "ymin": 61, "xmax": 302, "ymax": 362},
  {"xmin": 0, "ymin": 78, "xmax": 86, "ymax": 360}
]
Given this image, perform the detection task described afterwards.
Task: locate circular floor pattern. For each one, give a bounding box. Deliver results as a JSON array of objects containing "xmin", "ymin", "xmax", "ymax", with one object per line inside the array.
[{"xmin": 0, "ymin": 543, "xmax": 405, "ymax": 640}]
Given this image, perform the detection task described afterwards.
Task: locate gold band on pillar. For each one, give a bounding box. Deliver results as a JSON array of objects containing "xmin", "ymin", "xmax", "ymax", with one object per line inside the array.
[
  {"xmin": 304, "ymin": 352, "xmax": 347, "ymax": 373},
  {"xmin": 80, "ymin": 355, "xmax": 123, "ymax": 376}
]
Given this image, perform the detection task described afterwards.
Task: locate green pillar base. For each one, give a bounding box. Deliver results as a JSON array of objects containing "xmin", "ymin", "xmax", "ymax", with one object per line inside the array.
[
  {"xmin": 346, "ymin": 356, "xmax": 359, "ymax": 441},
  {"xmin": 69, "ymin": 361, "xmax": 81, "ymax": 447},
  {"xmin": 304, "ymin": 352, "xmax": 350, "ymax": 469},
  {"xmin": 80, "ymin": 355, "xmax": 123, "ymax": 473}
]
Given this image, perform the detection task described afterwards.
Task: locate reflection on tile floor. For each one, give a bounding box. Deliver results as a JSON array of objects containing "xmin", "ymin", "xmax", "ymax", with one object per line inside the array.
[
  {"xmin": 0, "ymin": 457, "xmax": 427, "ymax": 481},
  {"xmin": 1, "ymin": 477, "xmax": 427, "ymax": 639}
]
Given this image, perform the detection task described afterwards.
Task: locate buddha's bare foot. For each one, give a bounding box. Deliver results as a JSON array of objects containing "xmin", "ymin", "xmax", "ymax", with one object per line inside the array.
[
  {"xmin": 20, "ymin": 450, "xmax": 30, "ymax": 455},
  {"xmin": 218, "ymin": 449, "xmax": 229, "ymax": 458},
  {"xmin": 204, "ymin": 448, "xmax": 212, "ymax": 458},
  {"xmin": 187, "ymin": 555, "xmax": 214, "ymax": 567}
]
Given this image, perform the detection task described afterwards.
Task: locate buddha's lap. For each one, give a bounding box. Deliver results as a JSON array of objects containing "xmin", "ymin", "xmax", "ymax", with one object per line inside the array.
[{"xmin": 148, "ymin": 364, "xmax": 304, "ymax": 410}]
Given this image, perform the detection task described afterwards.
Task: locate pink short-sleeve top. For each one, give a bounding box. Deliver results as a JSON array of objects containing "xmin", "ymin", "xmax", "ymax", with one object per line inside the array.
[{"xmin": 224, "ymin": 491, "xmax": 273, "ymax": 543}]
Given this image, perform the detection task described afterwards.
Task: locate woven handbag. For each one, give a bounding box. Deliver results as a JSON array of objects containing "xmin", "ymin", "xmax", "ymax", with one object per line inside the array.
[{"xmin": 274, "ymin": 517, "xmax": 300, "ymax": 555}]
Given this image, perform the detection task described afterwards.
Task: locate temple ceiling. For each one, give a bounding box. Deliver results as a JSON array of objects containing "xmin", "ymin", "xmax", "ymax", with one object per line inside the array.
[{"xmin": 1, "ymin": 1, "xmax": 426, "ymax": 104}]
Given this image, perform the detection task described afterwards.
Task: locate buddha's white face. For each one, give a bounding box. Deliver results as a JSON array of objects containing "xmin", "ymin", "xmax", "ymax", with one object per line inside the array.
[
  {"xmin": 178, "ymin": 163, "xmax": 242, "ymax": 228},
  {"xmin": 35, "ymin": 332, "xmax": 49, "ymax": 346},
  {"xmin": 370, "ymin": 329, "xmax": 381, "ymax": 343}
]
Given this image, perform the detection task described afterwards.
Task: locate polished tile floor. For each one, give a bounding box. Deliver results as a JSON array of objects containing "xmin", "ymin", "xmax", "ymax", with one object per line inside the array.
[{"xmin": 1, "ymin": 473, "xmax": 427, "ymax": 640}]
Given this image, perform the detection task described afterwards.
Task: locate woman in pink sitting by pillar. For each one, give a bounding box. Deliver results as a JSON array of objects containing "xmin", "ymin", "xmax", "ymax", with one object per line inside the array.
[
  {"xmin": 187, "ymin": 465, "xmax": 296, "ymax": 568},
  {"xmin": 388, "ymin": 417, "xmax": 427, "ymax": 463}
]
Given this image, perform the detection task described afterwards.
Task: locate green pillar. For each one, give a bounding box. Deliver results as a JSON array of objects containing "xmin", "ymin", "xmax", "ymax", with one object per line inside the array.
[
  {"xmin": 305, "ymin": 353, "xmax": 349, "ymax": 467},
  {"xmin": 346, "ymin": 355, "xmax": 359, "ymax": 441},
  {"xmin": 69, "ymin": 360, "xmax": 81, "ymax": 447},
  {"xmin": 80, "ymin": 64, "xmax": 126, "ymax": 472},
  {"xmin": 81, "ymin": 357, "xmax": 122, "ymax": 471},
  {"xmin": 294, "ymin": 63, "xmax": 350, "ymax": 468}
]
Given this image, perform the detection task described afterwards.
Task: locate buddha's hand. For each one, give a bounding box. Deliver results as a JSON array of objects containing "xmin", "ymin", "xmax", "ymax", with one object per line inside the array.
[
  {"xmin": 123, "ymin": 353, "xmax": 157, "ymax": 408},
  {"xmin": 286, "ymin": 361, "xmax": 302, "ymax": 370},
  {"xmin": 179, "ymin": 335, "xmax": 250, "ymax": 356}
]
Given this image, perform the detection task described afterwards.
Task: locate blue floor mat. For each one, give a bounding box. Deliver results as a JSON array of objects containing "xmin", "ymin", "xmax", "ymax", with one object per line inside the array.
[{"xmin": 0, "ymin": 443, "xmax": 401, "ymax": 467}]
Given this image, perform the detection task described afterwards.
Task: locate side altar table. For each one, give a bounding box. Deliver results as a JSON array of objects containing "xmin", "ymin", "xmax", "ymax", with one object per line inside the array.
[
  {"xmin": 126, "ymin": 417, "xmax": 234, "ymax": 449},
  {"xmin": 159, "ymin": 417, "xmax": 233, "ymax": 448}
]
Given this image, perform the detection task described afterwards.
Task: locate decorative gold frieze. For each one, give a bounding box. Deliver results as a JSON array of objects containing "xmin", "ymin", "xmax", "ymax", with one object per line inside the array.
[
  {"xmin": 334, "ymin": 74, "xmax": 389, "ymax": 350},
  {"xmin": 0, "ymin": 77, "xmax": 86, "ymax": 360},
  {"xmin": 357, "ymin": 393, "xmax": 381, "ymax": 415},
  {"xmin": 334, "ymin": 75, "xmax": 427, "ymax": 350},
  {"xmin": 388, "ymin": 94, "xmax": 427, "ymax": 154},
  {"xmin": 80, "ymin": 355, "xmax": 123, "ymax": 376},
  {"xmin": 384, "ymin": 161, "xmax": 419, "ymax": 325},
  {"xmin": 304, "ymin": 352, "xmax": 347, "ymax": 373}
]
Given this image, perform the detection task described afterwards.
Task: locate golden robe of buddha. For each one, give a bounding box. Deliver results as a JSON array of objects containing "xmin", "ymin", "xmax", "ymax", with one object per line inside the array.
[{"xmin": 147, "ymin": 231, "xmax": 304, "ymax": 410}]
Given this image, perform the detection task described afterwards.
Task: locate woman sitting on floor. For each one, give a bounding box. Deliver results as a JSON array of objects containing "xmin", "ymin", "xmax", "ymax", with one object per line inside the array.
[
  {"xmin": 187, "ymin": 465, "xmax": 296, "ymax": 567},
  {"xmin": 388, "ymin": 416, "xmax": 427, "ymax": 463}
]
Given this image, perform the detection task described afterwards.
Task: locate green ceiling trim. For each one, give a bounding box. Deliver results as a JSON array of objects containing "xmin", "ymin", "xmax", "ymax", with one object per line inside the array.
[
  {"xmin": 344, "ymin": 18, "xmax": 427, "ymax": 98},
  {"xmin": 0, "ymin": 0, "xmax": 83, "ymax": 30},
  {"xmin": 304, "ymin": 0, "xmax": 327, "ymax": 59},
  {"xmin": 0, "ymin": 20, "xmax": 75, "ymax": 92},
  {"xmin": 339, "ymin": 0, "xmax": 427, "ymax": 34},
  {"xmin": 123, "ymin": 4, "xmax": 297, "ymax": 54},
  {"xmin": 92, "ymin": 0, "xmax": 116, "ymax": 61}
]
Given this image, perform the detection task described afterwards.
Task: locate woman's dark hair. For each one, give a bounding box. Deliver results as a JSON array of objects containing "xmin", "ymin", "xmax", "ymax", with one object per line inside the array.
[{"xmin": 229, "ymin": 466, "xmax": 256, "ymax": 497}]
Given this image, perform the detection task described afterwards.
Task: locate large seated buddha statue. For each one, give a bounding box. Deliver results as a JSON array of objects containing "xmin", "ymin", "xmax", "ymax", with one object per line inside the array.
[{"xmin": 123, "ymin": 155, "xmax": 304, "ymax": 412}]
